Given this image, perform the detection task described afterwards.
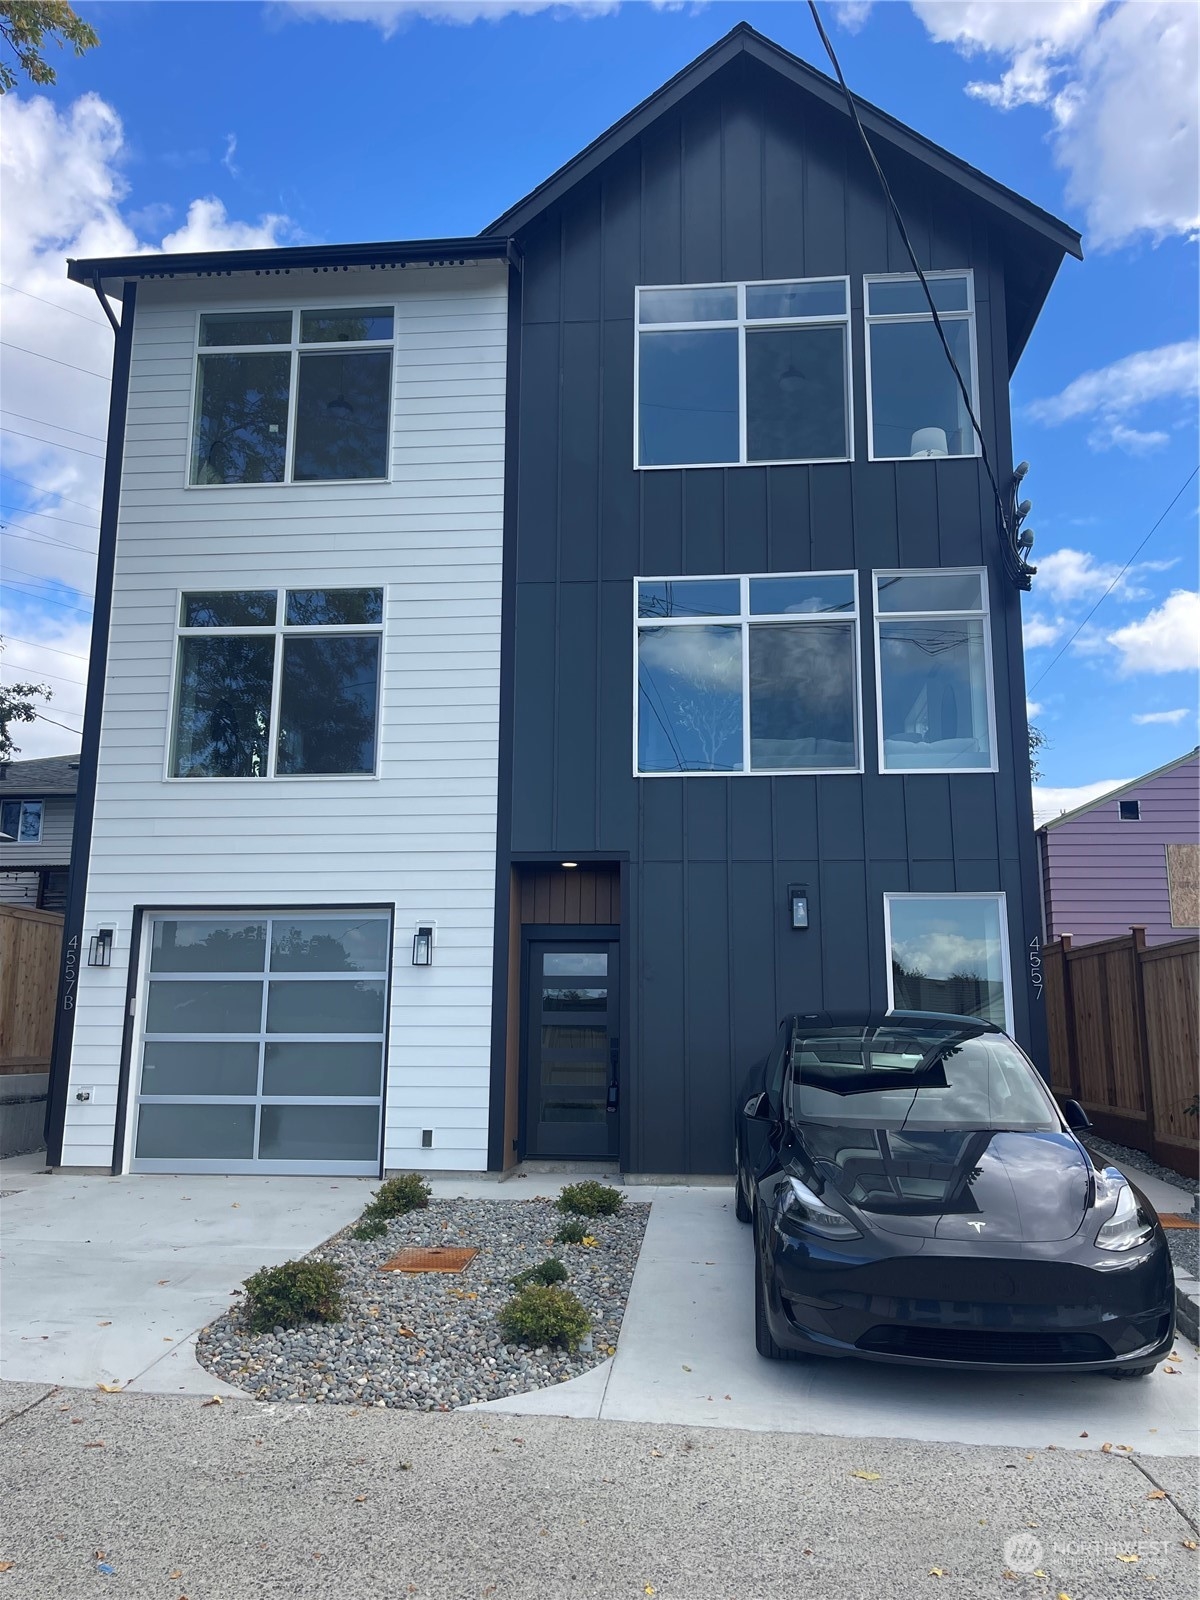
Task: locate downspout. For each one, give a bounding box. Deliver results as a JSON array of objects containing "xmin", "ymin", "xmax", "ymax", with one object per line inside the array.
[{"xmin": 43, "ymin": 275, "xmax": 137, "ymax": 1166}]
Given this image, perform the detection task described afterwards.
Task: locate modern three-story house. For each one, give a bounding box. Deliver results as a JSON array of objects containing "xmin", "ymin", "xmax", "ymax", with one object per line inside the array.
[{"xmin": 45, "ymin": 25, "xmax": 1081, "ymax": 1178}]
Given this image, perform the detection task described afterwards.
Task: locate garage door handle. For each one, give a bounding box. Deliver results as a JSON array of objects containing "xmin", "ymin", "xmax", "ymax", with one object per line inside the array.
[{"xmin": 607, "ymin": 1037, "xmax": 619, "ymax": 1112}]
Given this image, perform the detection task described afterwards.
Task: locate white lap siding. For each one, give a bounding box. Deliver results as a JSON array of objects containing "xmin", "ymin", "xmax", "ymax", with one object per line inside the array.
[{"xmin": 61, "ymin": 264, "xmax": 506, "ymax": 1173}]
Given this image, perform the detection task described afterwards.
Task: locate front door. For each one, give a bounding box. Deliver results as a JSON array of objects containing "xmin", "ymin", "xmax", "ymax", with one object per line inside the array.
[{"xmin": 523, "ymin": 937, "xmax": 619, "ymax": 1160}]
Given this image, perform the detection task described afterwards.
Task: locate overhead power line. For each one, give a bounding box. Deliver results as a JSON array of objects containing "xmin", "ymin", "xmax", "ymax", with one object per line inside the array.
[
  {"xmin": 3, "ymin": 561, "xmax": 95, "ymax": 595},
  {"xmin": 0, "ymin": 659, "xmax": 85, "ymax": 687},
  {"xmin": 2, "ymin": 526, "xmax": 97, "ymax": 556},
  {"xmin": 0, "ymin": 339, "xmax": 110, "ymax": 381},
  {"xmin": 1, "ymin": 409, "xmax": 106, "ymax": 444},
  {"xmin": 0, "ymin": 474, "xmax": 100, "ymax": 513},
  {"xmin": 1, "ymin": 501, "xmax": 99, "ymax": 531},
  {"xmin": 1028, "ymin": 464, "xmax": 1199, "ymax": 692},
  {"xmin": 0, "ymin": 633, "xmax": 89, "ymax": 662},
  {"xmin": 2, "ymin": 581, "xmax": 95, "ymax": 619},
  {"xmin": 1, "ymin": 424, "xmax": 105, "ymax": 460},
  {"xmin": 33, "ymin": 709, "xmax": 84, "ymax": 735},
  {"xmin": 0, "ymin": 280, "xmax": 109, "ymax": 328}
]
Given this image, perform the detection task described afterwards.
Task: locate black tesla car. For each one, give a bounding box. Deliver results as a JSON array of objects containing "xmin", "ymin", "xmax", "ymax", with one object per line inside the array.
[{"xmin": 734, "ymin": 1010, "xmax": 1175, "ymax": 1377}]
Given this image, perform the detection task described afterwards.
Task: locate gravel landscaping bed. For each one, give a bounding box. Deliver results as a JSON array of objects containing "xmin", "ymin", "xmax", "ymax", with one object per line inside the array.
[{"xmin": 197, "ymin": 1196, "xmax": 649, "ymax": 1410}]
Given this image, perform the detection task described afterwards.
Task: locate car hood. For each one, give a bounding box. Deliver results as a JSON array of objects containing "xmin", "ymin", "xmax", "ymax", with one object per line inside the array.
[{"xmin": 797, "ymin": 1126, "xmax": 1091, "ymax": 1244}]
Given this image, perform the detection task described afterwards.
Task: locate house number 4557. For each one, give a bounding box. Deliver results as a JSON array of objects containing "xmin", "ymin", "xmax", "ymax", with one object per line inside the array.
[{"xmin": 1028, "ymin": 934, "xmax": 1043, "ymax": 1001}]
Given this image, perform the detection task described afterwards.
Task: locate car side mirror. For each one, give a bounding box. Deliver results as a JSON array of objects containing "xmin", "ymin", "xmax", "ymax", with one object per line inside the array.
[
  {"xmin": 1061, "ymin": 1097, "xmax": 1091, "ymax": 1132},
  {"xmin": 744, "ymin": 1091, "xmax": 773, "ymax": 1123}
]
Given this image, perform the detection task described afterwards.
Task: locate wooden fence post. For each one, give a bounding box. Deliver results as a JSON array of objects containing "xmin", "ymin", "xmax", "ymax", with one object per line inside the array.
[
  {"xmin": 1058, "ymin": 934, "xmax": 1083, "ymax": 1101},
  {"xmin": 1128, "ymin": 925, "xmax": 1159, "ymax": 1153}
]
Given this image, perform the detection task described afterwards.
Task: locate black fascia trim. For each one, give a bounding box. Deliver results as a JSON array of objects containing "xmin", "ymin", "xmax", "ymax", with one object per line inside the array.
[
  {"xmin": 107, "ymin": 901, "xmax": 399, "ymax": 1177},
  {"xmin": 481, "ymin": 23, "xmax": 1081, "ymax": 262},
  {"xmin": 44, "ymin": 280, "xmax": 137, "ymax": 1165},
  {"xmin": 67, "ymin": 237, "xmax": 519, "ymax": 294},
  {"xmin": 485, "ymin": 262, "xmax": 524, "ymax": 1174}
]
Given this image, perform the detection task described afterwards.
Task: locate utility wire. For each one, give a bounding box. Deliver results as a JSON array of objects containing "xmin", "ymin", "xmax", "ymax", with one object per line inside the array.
[
  {"xmin": 1028, "ymin": 464, "xmax": 1199, "ymax": 692},
  {"xmin": 3, "ymin": 561, "xmax": 94, "ymax": 595},
  {"xmin": 0, "ymin": 659, "xmax": 85, "ymax": 687},
  {"xmin": 33, "ymin": 708, "xmax": 84, "ymax": 735},
  {"xmin": 1, "ymin": 425, "xmax": 105, "ymax": 460},
  {"xmin": 0, "ymin": 280, "xmax": 109, "ymax": 328},
  {"xmin": 2, "ymin": 526, "xmax": 96, "ymax": 555},
  {"xmin": 2, "ymin": 581, "xmax": 94, "ymax": 619},
  {"xmin": 0, "ymin": 633, "xmax": 89, "ymax": 661},
  {"xmin": 1, "ymin": 409, "xmax": 106, "ymax": 444},
  {"xmin": 1, "ymin": 502, "xmax": 99, "ymax": 531},
  {"xmin": 806, "ymin": 1, "xmax": 1020, "ymax": 583},
  {"xmin": 0, "ymin": 340, "xmax": 110, "ymax": 380},
  {"xmin": 0, "ymin": 474, "xmax": 100, "ymax": 513}
]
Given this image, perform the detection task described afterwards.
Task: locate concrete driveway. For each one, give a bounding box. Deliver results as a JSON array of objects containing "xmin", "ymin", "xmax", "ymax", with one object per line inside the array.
[{"xmin": 3, "ymin": 1153, "xmax": 1196, "ymax": 1458}]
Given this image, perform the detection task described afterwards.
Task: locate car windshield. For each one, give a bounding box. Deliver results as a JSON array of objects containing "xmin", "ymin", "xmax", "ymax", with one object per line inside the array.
[{"xmin": 787, "ymin": 1024, "xmax": 1059, "ymax": 1131}]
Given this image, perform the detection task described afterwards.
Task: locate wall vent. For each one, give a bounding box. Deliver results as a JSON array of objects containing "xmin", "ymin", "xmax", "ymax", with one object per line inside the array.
[{"xmin": 421, "ymin": 1129, "xmax": 433, "ymax": 1149}]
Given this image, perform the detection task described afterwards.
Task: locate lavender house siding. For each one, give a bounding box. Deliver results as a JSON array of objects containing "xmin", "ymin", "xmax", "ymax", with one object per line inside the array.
[{"xmin": 1039, "ymin": 752, "xmax": 1200, "ymax": 947}]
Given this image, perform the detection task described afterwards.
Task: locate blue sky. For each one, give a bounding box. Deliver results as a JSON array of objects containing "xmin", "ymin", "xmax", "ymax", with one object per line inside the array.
[{"xmin": 1, "ymin": 0, "xmax": 1196, "ymax": 816}]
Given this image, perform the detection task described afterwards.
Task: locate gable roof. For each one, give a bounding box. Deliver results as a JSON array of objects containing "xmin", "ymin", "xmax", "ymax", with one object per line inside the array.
[
  {"xmin": 482, "ymin": 22, "xmax": 1082, "ymax": 368},
  {"xmin": 0, "ymin": 752, "xmax": 80, "ymax": 798},
  {"xmin": 1038, "ymin": 748, "xmax": 1199, "ymax": 833}
]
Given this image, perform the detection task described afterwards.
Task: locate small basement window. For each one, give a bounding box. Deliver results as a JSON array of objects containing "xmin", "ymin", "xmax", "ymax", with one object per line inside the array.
[
  {"xmin": 0, "ymin": 798, "xmax": 43, "ymax": 844},
  {"xmin": 1118, "ymin": 799, "xmax": 1141, "ymax": 821},
  {"xmin": 865, "ymin": 273, "xmax": 980, "ymax": 461},
  {"xmin": 190, "ymin": 307, "xmax": 394, "ymax": 486}
]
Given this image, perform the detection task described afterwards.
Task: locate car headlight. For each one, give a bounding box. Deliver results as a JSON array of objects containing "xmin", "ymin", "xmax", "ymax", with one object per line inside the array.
[
  {"xmin": 1095, "ymin": 1184, "xmax": 1154, "ymax": 1252},
  {"xmin": 778, "ymin": 1175, "xmax": 860, "ymax": 1240}
]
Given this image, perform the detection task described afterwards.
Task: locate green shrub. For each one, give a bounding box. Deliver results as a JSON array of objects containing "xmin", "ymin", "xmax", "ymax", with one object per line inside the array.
[
  {"xmin": 497, "ymin": 1284, "xmax": 591, "ymax": 1352},
  {"xmin": 365, "ymin": 1173, "xmax": 431, "ymax": 1220},
  {"xmin": 352, "ymin": 1216, "xmax": 387, "ymax": 1242},
  {"xmin": 557, "ymin": 1180, "xmax": 624, "ymax": 1218},
  {"xmin": 243, "ymin": 1259, "xmax": 343, "ymax": 1333},
  {"xmin": 511, "ymin": 1257, "xmax": 569, "ymax": 1290},
  {"xmin": 554, "ymin": 1218, "xmax": 588, "ymax": 1245}
]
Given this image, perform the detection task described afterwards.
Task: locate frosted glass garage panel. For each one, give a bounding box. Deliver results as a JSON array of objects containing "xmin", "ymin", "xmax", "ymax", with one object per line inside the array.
[
  {"xmin": 262, "ymin": 1042, "xmax": 383, "ymax": 1098},
  {"xmin": 135, "ymin": 1104, "xmax": 256, "ymax": 1161},
  {"xmin": 258, "ymin": 1105, "xmax": 380, "ymax": 1163},
  {"xmin": 150, "ymin": 919, "xmax": 266, "ymax": 972},
  {"xmin": 141, "ymin": 1041, "xmax": 260, "ymax": 1097},
  {"xmin": 146, "ymin": 980, "xmax": 263, "ymax": 1034},
  {"xmin": 269, "ymin": 917, "xmax": 389, "ymax": 972},
  {"xmin": 266, "ymin": 979, "xmax": 386, "ymax": 1035}
]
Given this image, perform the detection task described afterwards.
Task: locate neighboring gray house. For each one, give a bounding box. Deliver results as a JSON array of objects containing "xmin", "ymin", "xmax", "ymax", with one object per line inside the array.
[
  {"xmin": 0, "ymin": 753, "xmax": 77, "ymax": 911},
  {"xmin": 1038, "ymin": 748, "xmax": 1200, "ymax": 948}
]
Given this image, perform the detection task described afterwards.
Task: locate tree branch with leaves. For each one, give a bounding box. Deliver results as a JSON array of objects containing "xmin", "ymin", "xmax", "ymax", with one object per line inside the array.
[
  {"xmin": 0, "ymin": 639, "xmax": 53, "ymax": 760},
  {"xmin": 0, "ymin": 1, "xmax": 98, "ymax": 93}
]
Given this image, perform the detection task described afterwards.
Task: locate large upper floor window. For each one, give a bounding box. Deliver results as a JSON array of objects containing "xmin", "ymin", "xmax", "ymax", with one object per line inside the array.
[
  {"xmin": 635, "ymin": 573, "xmax": 861, "ymax": 774},
  {"xmin": 0, "ymin": 798, "xmax": 43, "ymax": 844},
  {"xmin": 873, "ymin": 569, "xmax": 996, "ymax": 773},
  {"xmin": 189, "ymin": 307, "xmax": 395, "ymax": 486},
  {"xmin": 635, "ymin": 280, "xmax": 852, "ymax": 468},
  {"xmin": 864, "ymin": 273, "xmax": 979, "ymax": 461},
  {"xmin": 170, "ymin": 588, "xmax": 383, "ymax": 779}
]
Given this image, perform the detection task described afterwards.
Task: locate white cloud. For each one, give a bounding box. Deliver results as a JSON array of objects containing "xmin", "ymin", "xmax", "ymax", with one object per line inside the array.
[
  {"xmin": 276, "ymin": 0, "xmax": 652, "ymax": 32},
  {"xmin": 1107, "ymin": 590, "xmax": 1200, "ymax": 675},
  {"xmin": 833, "ymin": 1, "xmax": 875, "ymax": 31},
  {"xmin": 910, "ymin": 1, "xmax": 1199, "ymax": 249},
  {"xmin": 1033, "ymin": 546, "xmax": 1176, "ymax": 604},
  {"xmin": 1026, "ymin": 698, "xmax": 1043, "ymax": 718},
  {"xmin": 221, "ymin": 133, "xmax": 240, "ymax": 178},
  {"xmin": 1132, "ymin": 707, "xmax": 1192, "ymax": 726},
  {"xmin": 0, "ymin": 91, "xmax": 296, "ymax": 744},
  {"xmin": 1023, "ymin": 613, "xmax": 1064, "ymax": 649},
  {"xmin": 1025, "ymin": 341, "xmax": 1198, "ymax": 455}
]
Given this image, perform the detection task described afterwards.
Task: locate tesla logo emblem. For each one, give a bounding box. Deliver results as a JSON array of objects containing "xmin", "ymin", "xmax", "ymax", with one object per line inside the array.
[{"xmin": 967, "ymin": 1221, "xmax": 986, "ymax": 1232}]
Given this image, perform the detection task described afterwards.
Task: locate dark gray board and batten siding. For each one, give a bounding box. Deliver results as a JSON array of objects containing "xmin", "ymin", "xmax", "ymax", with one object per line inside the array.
[{"xmin": 503, "ymin": 58, "xmax": 1049, "ymax": 1174}]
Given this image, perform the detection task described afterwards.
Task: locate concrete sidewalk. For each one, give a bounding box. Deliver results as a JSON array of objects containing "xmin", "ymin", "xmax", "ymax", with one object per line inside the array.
[
  {"xmin": 478, "ymin": 1185, "xmax": 1200, "ymax": 1458},
  {"xmin": 1, "ymin": 1384, "xmax": 1197, "ymax": 1600}
]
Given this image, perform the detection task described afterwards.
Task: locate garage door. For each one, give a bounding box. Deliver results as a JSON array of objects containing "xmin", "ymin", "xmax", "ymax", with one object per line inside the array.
[{"xmin": 131, "ymin": 911, "xmax": 390, "ymax": 1174}]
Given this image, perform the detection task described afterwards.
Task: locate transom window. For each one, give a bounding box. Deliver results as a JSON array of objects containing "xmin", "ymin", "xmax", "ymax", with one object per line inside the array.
[
  {"xmin": 170, "ymin": 588, "xmax": 383, "ymax": 779},
  {"xmin": 885, "ymin": 893, "xmax": 1012, "ymax": 1031},
  {"xmin": 1, "ymin": 798, "xmax": 43, "ymax": 844},
  {"xmin": 635, "ymin": 573, "xmax": 861, "ymax": 774},
  {"xmin": 865, "ymin": 272, "xmax": 979, "ymax": 460},
  {"xmin": 190, "ymin": 306, "xmax": 395, "ymax": 486},
  {"xmin": 873, "ymin": 569, "xmax": 996, "ymax": 773},
  {"xmin": 635, "ymin": 279, "xmax": 852, "ymax": 468}
]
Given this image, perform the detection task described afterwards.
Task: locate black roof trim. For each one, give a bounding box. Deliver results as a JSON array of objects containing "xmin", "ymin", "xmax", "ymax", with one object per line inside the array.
[
  {"xmin": 67, "ymin": 236, "xmax": 519, "ymax": 291},
  {"xmin": 482, "ymin": 22, "xmax": 1081, "ymax": 261}
]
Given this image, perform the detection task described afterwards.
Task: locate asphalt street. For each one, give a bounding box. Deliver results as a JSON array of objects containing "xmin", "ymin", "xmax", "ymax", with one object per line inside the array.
[{"xmin": 1, "ymin": 1381, "xmax": 1197, "ymax": 1600}]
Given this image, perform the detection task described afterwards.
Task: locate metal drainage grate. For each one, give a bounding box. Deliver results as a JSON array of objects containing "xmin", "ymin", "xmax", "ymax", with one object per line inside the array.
[{"xmin": 380, "ymin": 1246, "xmax": 478, "ymax": 1274}]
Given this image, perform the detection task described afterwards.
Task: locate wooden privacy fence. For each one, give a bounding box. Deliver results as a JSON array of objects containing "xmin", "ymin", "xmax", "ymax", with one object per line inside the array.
[
  {"xmin": 1043, "ymin": 926, "xmax": 1199, "ymax": 1179},
  {"xmin": 0, "ymin": 904, "xmax": 64, "ymax": 1074}
]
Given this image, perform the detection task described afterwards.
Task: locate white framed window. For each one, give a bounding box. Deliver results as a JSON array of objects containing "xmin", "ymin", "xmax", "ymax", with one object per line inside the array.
[
  {"xmin": 1118, "ymin": 799, "xmax": 1141, "ymax": 821},
  {"xmin": 634, "ymin": 572, "xmax": 862, "ymax": 775},
  {"xmin": 635, "ymin": 279, "xmax": 853, "ymax": 469},
  {"xmin": 189, "ymin": 306, "xmax": 395, "ymax": 486},
  {"xmin": 0, "ymin": 798, "xmax": 43, "ymax": 844},
  {"xmin": 873, "ymin": 568, "xmax": 997, "ymax": 774},
  {"xmin": 169, "ymin": 588, "xmax": 384, "ymax": 780},
  {"xmin": 864, "ymin": 271, "xmax": 980, "ymax": 461},
  {"xmin": 884, "ymin": 892, "xmax": 1013, "ymax": 1032},
  {"xmin": 130, "ymin": 910, "xmax": 391, "ymax": 1174}
]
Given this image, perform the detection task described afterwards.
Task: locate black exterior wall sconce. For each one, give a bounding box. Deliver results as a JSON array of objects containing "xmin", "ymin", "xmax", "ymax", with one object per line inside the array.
[
  {"xmin": 88, "ymin": 928, "xmax": 114, "ymax": 967},
  {"xmin": 788, "ymin": 887, "xmax": 809, "ymax": 930},
  {"xmin": 412, "ymin": 924, "xmax": 434, "ymax": 966}
]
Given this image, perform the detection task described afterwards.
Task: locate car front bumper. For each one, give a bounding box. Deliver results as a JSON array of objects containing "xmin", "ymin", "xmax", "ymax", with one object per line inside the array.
[{"xmin": 761, "ymin": 1221, "xmax": 1176, "ymax": 1373}]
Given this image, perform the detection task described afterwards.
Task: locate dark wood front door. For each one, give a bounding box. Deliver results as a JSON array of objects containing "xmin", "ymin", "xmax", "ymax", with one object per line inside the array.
[{"xmin": 523, "ymin": 935, "xmax": 619, "ymax": 1160}]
